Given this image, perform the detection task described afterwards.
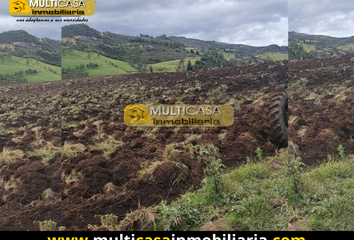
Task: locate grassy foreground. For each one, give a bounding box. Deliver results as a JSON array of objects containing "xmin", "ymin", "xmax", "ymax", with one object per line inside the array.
[{"xmin": 86, "ymin": 143, "xmax": 354, "ymax": 231}]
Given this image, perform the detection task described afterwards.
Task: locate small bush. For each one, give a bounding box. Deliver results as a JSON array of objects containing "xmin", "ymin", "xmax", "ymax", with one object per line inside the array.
[
  {"xmin": 337, "ymin": 144, "xmax": 346, "ymax": 160},
  {"xmin": 288, "ymin": 142, "xmax": 305, "ymax": 205},
  {"xmin": 86, "ymin": 62, "xmax": 99, "ymax": 68},
  {"xmin": 255, "ymin": 147, "xmax": 264, "ymax": 162}
]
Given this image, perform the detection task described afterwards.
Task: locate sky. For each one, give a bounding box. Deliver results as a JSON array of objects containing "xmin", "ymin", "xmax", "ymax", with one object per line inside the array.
[
  {"xmin": 289, "ymin": 0, "xmax": 354, "ymax": 37},
  {"xmin": 0, "ymin": 0, "xmax": 288, "ymax": 46}
]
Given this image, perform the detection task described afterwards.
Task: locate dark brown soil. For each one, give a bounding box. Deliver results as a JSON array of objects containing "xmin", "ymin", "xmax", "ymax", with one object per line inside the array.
[
  {"xmin": 0, "ymin": 81, "xmax": 62, "ymax": 231},
  {"xmin": 289, "ymin": 56, "xmax": 354, "ymax": 165}
]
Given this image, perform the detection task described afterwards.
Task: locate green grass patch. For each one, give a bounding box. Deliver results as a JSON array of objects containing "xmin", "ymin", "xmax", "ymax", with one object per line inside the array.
[
  {"xmin": 153, "ymin": 159, "xmax": 288, "ymax": 231},
  {"xmin": 185, "ymin": 47, "xmax": 198, "ymax": 52},
  {"xmin": 89, "ymin": 136, "xmax": 124, "ymax": 160},
  {"xmin": 289, "ymin": 156, "xmax": 354, "ymax": 231},
  {"xmin": 256, "ymin": 52, "xmax": 288, "ymax": 61},
  {"xmin": 121, "ymin": 150, "xmax": 354, "ymax": 231},
  {"xmin": 302, "ymin": 44, "xmax": 316, "ymax": 52},
  {"xmin": 0, "ymin": 56, "xmax": 61, "ymax": 83},
  {"xmin": 222, "ymin": 52, "xmax": 235, "ymax": 61},
  {"xmin": 62, "ymin": 50, "xmax": 137, "ymax": 77},
  {"xmin": 148, "ymin": 57, "xmax": 200, "ymax": 73},
  {"xmin": 338, "ymin": 44, "xmax": 354, "ymax": 52}
]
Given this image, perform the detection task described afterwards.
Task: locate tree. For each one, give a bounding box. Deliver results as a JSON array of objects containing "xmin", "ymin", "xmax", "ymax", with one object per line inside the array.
[
  {"xmin": 187, "ymin": 60, "xmax": 193, "ymax": 71},
  {"xmin": 149, "ymin": 65, "xmax": 153, "ymax": 73}
]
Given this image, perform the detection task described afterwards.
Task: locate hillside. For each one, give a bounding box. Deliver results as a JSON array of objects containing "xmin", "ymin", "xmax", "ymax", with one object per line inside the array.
[
  {"xmin": 289, "ymin": 31, "xmax": 354, "ymax": 60},
  {"xmin": 0, "ymin": 30, "xmax": 61, "ymax": 67},
  {"xmin": 62, "ymin": 48, "xmax": 137, "ymax": 79},
  {"xmin": 62, "ymin": 24, "xmax": 288, "ymax": 75},
  {"xmin": 0, "ymin": 30, "xmax": 61, "ymax": 84},
  {"xmin": 0, "ymin": 53, "xmax": 61, "ymax": 84},
  {"xmin": 168, "ymin": 36, "xmax": 288, "ymax": 56}
]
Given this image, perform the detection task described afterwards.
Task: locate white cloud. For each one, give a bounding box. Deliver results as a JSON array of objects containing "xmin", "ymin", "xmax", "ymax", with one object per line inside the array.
[
  {"xmin": 289, "ymin": 0, "xmax": 354, "ymax": 37},
  {"xmin": 1, "ymin": 0, "xmax": 287, "ymax": 46}
]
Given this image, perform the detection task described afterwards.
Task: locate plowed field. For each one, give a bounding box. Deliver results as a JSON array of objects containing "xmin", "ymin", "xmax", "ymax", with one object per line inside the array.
[
  {"xmin": 289, "ymin": 55, "xmax": 354, "ymax": 165},
  {"xmin": 0, "ymin": 62, "xmax": 287, "ymax": 230}
]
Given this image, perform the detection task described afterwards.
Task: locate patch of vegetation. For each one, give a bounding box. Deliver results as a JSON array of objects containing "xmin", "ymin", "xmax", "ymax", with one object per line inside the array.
[
  {"xmin": 62, "ymin": 49, "xmax": 137, "ymax": 79},
  {"xmin": 119, "ymin": 208, "xmax": 155, "ymax": 231},
  {"xmin": 0, "ymin": 55, "xmax": 61, "ymax": 84},
  {"xmin": 89, "ymin": 136, "xmax": 124, "ymax": 159},
  {"xmin": 152, "ymin": 153, "xmax": 287, "ymax": 231},
  {"xmin": 29, "ymin": 142, "xmax": 61, "ymax": 165},
  {"xmin": 139, "ymin": 161, "xmax": 162, "ymax": 179},
  {"xmin": 147, "ymin": 57, "xmax": 200, "ymax": 73},
  {"xmin": 37, "ymin": 220, "xmax": 58, "ymax": 231},
  {"xmin": 338, "ymin": 43, "xmax": 354, "ymax": 52},
  {"xmin": 61, "ymin": 142, "xmax": 86, "ymax": 159},
  {"xmin": 116, "ymin": 143, "xmax": 354, "ymax": 231},
  {"xmin": 256, "ymin": 52, "xmax": 288, "ymax": 61},
  {"xmin": 194, "ymin": 50, "xmax": 237, "ymax": 70},
  {"xmin": 0, "ymin": 148, "xmax": 25, "ymax": 165}
]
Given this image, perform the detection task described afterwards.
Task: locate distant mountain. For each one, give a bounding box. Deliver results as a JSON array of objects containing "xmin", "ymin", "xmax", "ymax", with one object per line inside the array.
[
  {"xmin": 62, "ymin": 24, "xmax": 288, "ymax": 73},
  {"xmin": 168, "ymin": 36, "xmax": 288, "ymax": 55},
  {"xmin": 289, "ymin": 32, "xmax": 354, "ymax": 48},
  {"xmin": 0, "ymin": 30, "xmax": 61, "ymax": 66},
  {"xmin": 289, "ymin": 31, "xmax": 354, "ymax": 60}
]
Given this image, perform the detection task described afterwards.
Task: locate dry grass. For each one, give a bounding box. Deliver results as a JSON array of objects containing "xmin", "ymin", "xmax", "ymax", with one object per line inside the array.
[
  {"xmin": 0, "ymin": 148, "xmax": 25, "ymax": 165},
  {"xmin": 61, "ymin": 142, "xmax": 86, "ymax": 159},
  {"xmin": 139, "ymin": 161, "xmax": 163, "ymax": 179},
  {"xmin": 118, "ymin": 208, "xmax": 156, "ymax": 231}
]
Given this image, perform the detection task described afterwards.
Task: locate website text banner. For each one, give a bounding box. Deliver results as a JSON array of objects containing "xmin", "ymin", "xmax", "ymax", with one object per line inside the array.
[{"xmin": 13, "ymin": 231, "xmax": 333, "ymax": 240}]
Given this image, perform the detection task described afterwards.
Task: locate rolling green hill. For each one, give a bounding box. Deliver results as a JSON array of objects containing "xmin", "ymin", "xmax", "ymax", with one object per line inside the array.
[
  {"xmin": 0, "ymin": 53, "xmax": 61, "ymax": 83},
  {"xmin": 0, "ymin": 30, "xmax": 61, "ymax": 67},
  {"xmin": 0, "ymin": 30, "xmax": 61, "ymax": 85},
  {"xmin": 61, "ymin": 49, "xmax": 137, "ymax": 79},
  {"xmin": 289, "ymin": 32, "xmax": 354, "ymax": 48},
  {"xmin": 62, "ymin": 24, "xmax": 288, "ymax": 74}
]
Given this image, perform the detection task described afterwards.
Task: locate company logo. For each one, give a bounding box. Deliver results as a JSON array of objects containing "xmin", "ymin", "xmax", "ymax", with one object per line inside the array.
[
  {"xmin": 10, "ymin": 0, "xmax": 30, "ymax": 13},
  {"xmin": 9, "ymin": 0, "xmax": 96, "ymax": 16},
  {"xmin": 124, "ymin": 105, "xmax": 234, "ymax": 127},
  {"xmin": 126, "ymin": 105, "xmax": 152, "ymax": 123}
]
